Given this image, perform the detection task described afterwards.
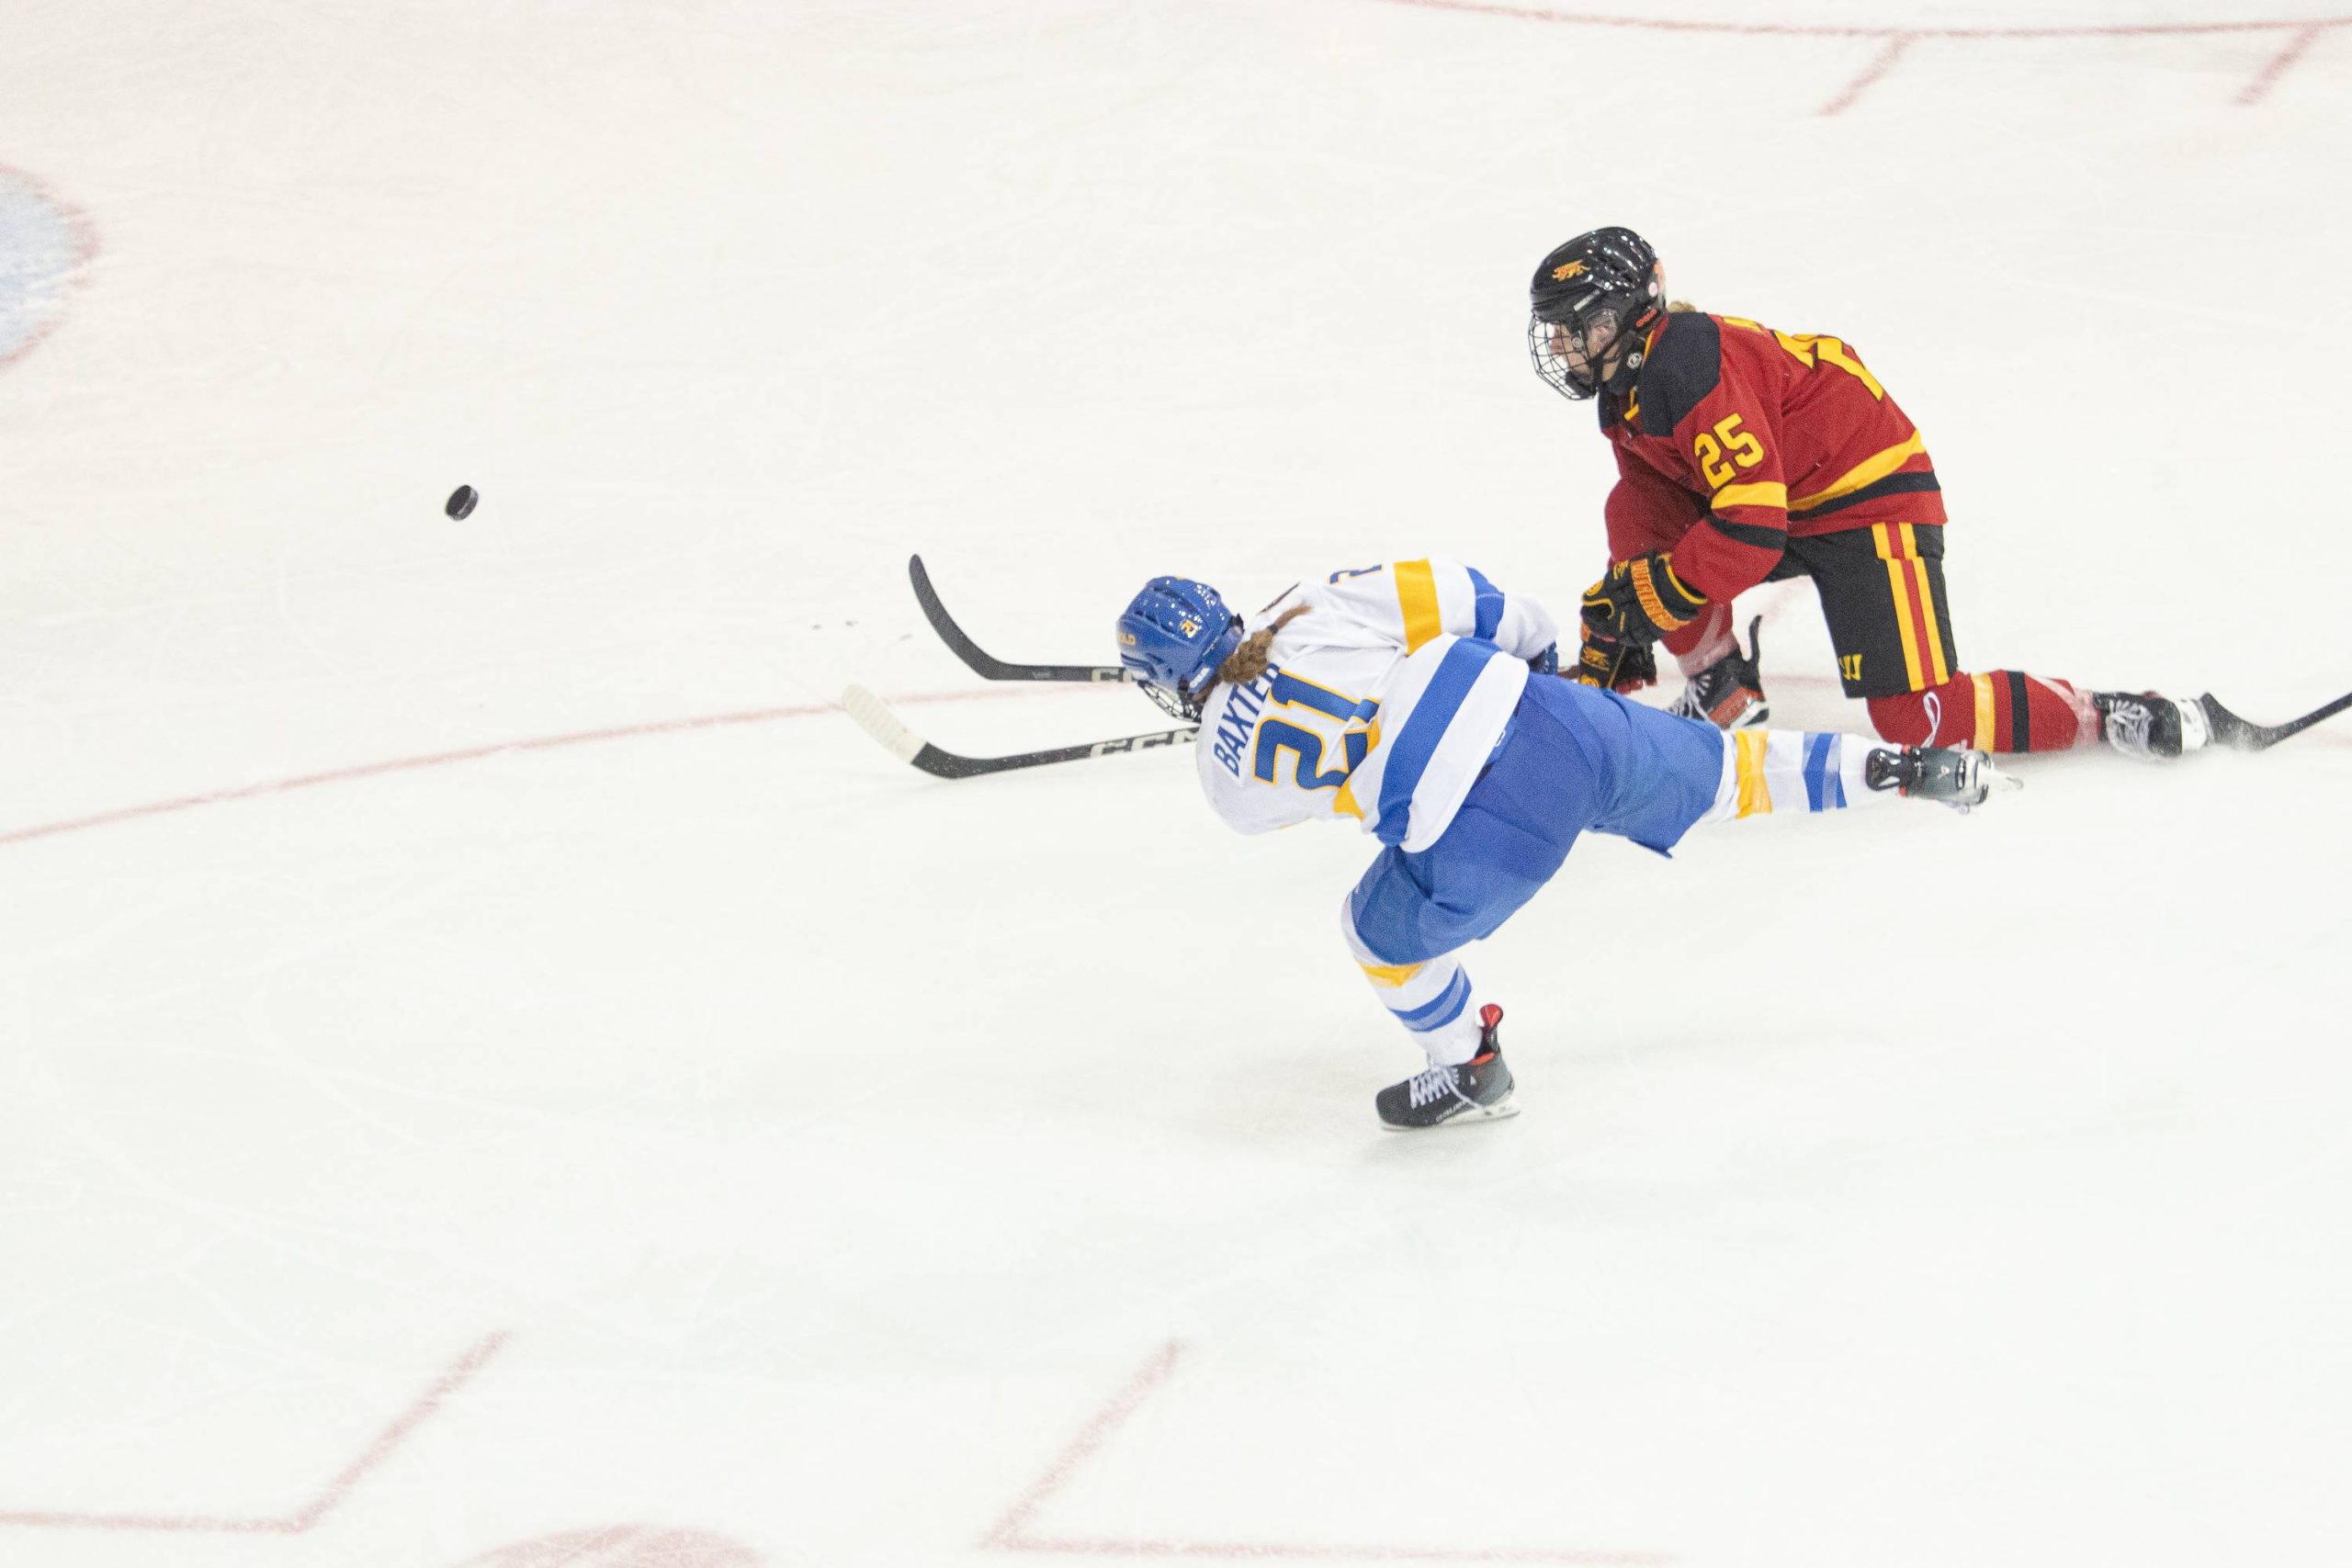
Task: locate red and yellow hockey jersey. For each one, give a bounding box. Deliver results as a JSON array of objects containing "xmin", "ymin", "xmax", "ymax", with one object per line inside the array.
[{"xmin": 1599, "ymin": 310, "xmax": 1944, "ymax": 602}]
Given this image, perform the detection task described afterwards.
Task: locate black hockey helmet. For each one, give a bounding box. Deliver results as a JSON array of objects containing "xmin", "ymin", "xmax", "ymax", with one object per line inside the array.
[{"xmin": 1528, "ymin": 226, "xmax": 1664, "ymax": 401}]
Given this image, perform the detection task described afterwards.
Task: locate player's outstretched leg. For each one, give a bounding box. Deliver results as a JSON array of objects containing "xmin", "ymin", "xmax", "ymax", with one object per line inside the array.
[
  {"xmin": 1869, "ymin": 673, "xmax": 2213, "ymax": 762},
  {"xmin": 1690, "ymin": 727, "xmax": 2016, "ymax": 827}
]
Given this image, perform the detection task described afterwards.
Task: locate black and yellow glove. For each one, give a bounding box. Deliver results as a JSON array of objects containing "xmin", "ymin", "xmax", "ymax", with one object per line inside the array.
[
  {"xmin": 1575, "ymin": 625, "xmax": 1658, "ymax": 693},
  {"xmin": 1580, "ymin": 552, "xmax": 1707, "ymax": 648}
]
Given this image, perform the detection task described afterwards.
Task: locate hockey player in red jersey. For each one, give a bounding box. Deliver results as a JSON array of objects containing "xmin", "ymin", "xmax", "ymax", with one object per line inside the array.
[{"xmin": 1529, "ymin": 226, "xmax": 2209, "ymax": 761}]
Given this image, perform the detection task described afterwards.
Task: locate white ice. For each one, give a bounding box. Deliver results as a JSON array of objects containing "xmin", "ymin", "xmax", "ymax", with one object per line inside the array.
[{"xmin": 3, "ymin": 4, "xmax": 2349, "ymax": 1566}]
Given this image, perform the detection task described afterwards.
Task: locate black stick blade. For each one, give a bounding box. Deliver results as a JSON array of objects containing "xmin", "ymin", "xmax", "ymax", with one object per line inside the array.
[
  {"xmin": 909, "ymin": 555, "xmax": 1131, "ymax": 683},
  {"xmin": 2199, "ymin": 689, "xmax": 2352, "ymax": 751},
  {"xmin": 841, "ymin": 684, "xmax": 1195, "ymax": 779}
]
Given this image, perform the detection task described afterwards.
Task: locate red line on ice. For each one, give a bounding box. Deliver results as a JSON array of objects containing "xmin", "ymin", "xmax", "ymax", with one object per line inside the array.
[
  {"xmin": 2239, "ymin": 22, "xmax": 2333, "ymax": 101},
  {"xmin": 982, "ymin": 1339, "xmax": 1188, "ymax": 1551},
  {"xmin": 1820, "ymin": 34, "xmax": 1913, "ymax": 117},
  {"xmin": 983, "ymin": 1340, "xmax": 1670, "ymax": 1564},
  {"xmin": 1368, "ymin": 2, "xmax": 2349, "ymax": 108},
  {"xmin": 0, "ymin": 685, "xmax": 1051, "ymax": 851},
  {"xmin": 1370, "ymin": 2, "xmax": 2348, "ymax": 41},
  {"xmin": 1001, "ymin": 1541, "xmax": 1670, "ymax": 1562},
  {"xmin": 0, "ymin": 1330, "xmax": 508, "ymax": 1534}
]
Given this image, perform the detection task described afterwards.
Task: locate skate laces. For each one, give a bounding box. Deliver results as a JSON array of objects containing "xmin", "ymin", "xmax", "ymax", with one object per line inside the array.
[
  {"xmin": 1407, "ymin": 1062, "xmax": 1469, "ymax": 1109},
  {"xmin": 1671, "ymin": 639, "xmax": 1763, "ymax": 726},
  {"xmin": 1670, "ymin": 656, "xmax": 1734, "ymax": 717},
  {"xmin": 2098, "ymin": 691, "xmax": 2203, "ymax": 761},
  {"xmin": 2104, "ymin": 699, "xmax": 2155, "ymax": 754}
]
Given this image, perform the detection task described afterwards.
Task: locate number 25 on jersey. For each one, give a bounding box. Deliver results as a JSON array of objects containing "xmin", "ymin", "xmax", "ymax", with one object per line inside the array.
[{"xmin": 1693, "ymin": 413, "xmax": 1764, "ymax": 488}]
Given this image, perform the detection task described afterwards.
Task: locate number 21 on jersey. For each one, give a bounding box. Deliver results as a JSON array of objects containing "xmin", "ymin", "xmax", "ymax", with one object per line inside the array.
[{"xmin": 1254, "ymin": 671, "xmax": 1373, "ymax": 791}]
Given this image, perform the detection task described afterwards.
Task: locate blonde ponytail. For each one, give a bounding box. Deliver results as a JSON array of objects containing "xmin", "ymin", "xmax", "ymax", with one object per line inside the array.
[{"xmin": 1213, "ymin": 604, "xmax": 1311, "ymax": 690}]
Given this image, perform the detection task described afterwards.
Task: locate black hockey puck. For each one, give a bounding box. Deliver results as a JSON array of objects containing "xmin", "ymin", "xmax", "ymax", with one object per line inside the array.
[{"xmin": 445, "ymin": 484, "xmax": 478, "ymax": 520}]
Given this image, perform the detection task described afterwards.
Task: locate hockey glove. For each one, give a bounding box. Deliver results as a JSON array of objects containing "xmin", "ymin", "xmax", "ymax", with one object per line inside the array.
[
  {"xmin": 1528, "ymin": 642, "xmax": 1560, "ymax": 677},
  {"xmin": 1575, "ymin": 626, "xmax": 1657, "ymax": 693},
  {"xmin": 1580, "ymin": 552, "xmax": 1706, "ymax": 648}
]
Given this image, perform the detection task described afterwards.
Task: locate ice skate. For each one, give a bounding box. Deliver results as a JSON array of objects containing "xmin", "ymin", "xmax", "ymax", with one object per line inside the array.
[
  {"xmin": 2093, "ymin": 690, "xmax": 2213, "ymax": 761},
  {"xmin": 1668, "ymin": 615, "xmax": 1769, "ymax": 730},
  {"xmin": 1864, "ymin": 744, "xmax": 2013, "ymax": 811},
  {"xmin": 1376, "ymin": 1004, "xmax": 1519, "ymax": 1131}
]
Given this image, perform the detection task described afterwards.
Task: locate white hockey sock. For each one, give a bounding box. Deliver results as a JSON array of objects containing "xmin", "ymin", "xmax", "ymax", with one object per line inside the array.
[
  {"xmin": 1695, "ymin": 728, "xmax": 1899, "ymax": 825},
  {"xmin": 1344, "ymin": 926, "xmax": 1487, "ymax": 1066}
]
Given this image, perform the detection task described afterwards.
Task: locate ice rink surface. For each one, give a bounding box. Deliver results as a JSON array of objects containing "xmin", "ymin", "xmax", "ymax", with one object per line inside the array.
[{"xmin": 4, "ymin": 2, "xmax": 2350, "ymax": 1564}]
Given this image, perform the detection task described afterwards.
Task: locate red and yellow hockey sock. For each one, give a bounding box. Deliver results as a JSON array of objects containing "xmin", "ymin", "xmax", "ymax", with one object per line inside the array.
[
  {"xmin": 1665, "ymin": 601, "xmax": 1739, "ymax": 674},
  {"xmin": 1867, "ymin": 671, "xmax": 2098, "ymax": 752}
]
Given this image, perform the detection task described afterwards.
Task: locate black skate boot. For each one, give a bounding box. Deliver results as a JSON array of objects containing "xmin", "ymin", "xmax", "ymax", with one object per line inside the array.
[
  {"xmin": 1864, "ymin": 744, "xmax": 2013, "ymax": 812},
  {"xmin": 1668, "ymin": 615, "xmax": 1769, "ymax": 730},
  {"xmin": 1376, "ymin": 1004, "xmax": 1518, "ymax": 1131},
  {"xmin": 2092, "ymin": 690, "xmax": 2214, "ymax": 761}
]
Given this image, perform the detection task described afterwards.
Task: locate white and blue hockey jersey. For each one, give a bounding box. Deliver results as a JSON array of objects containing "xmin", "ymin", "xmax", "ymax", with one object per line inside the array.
[{"xmin": 1193, "ymin": 558, "xmax": 1559, "ymax": 852}]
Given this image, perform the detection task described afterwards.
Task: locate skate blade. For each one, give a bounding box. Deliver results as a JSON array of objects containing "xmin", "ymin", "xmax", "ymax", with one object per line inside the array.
[
  {"xmin": 1945, "ymin": 752, "xmax": 2023, "ymax": 813},
  {"xmin": 1379, "ymin": 1091, "xmax": 1521, "ymax": 1133}
]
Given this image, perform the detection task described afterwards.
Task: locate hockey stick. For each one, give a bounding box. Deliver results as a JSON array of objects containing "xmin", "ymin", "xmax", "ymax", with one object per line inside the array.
[
  {"xmin": 909, "ymin": 555, "xmax": 1134, "ymax": 683},
  {"xmin": 2200, "ymin": 689, "xmax": 2352, "ymax": 751},
  {"xmin": 840, "ymin": 684, "xmax": 1195, "ymax": 779}
]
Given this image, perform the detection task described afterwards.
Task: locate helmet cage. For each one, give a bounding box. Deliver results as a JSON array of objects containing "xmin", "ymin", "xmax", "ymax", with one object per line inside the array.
[{"xmin": 1138, "ymin": 677, "xmax": 1199, "ymax": 722}]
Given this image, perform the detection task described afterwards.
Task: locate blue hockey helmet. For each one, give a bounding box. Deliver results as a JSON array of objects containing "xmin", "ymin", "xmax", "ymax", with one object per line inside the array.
[{"xmin": 1116, "ymin": 576, "xmax": 1243, "ymax": 719}]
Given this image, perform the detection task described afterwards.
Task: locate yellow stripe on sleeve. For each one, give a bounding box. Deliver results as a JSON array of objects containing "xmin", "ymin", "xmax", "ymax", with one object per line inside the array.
[
  {"xmin": 1332, "ymin": 778, "xmax": 1363, "ymax": 819},
  {"xmin": 1394, "ymin": 558, "xmax": 1443, "ymax": 651},
  {"xmin": 1873, "ymin": 524, "xmax": 1926, "ymax": 690},
  {"xmin": 1734, "ymin": 728, "xmax": 1773, "ymax": 818},
  {"xmin": 1711, "ymin": 480, "xmax": 1788, "ymax": 512}
]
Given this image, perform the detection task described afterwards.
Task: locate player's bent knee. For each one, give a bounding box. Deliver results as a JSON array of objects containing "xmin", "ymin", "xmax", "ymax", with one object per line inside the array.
[
  {"xmin": 1865, "ymin": 690, "xmax": 1936, "ymax": 746},
  {"xmin": 1342, "ymin": 883, "xmax": 1419, "ymax": 968}
]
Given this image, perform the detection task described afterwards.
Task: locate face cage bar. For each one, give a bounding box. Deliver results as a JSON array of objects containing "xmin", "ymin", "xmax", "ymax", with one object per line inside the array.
[
  {"xmin": 1529, "ymin": 311, "xmax": 1600, "ymax": 401},
  {"xmin": 1134, "ymin": 677, "xmax": 1187, "ymax": 722}
]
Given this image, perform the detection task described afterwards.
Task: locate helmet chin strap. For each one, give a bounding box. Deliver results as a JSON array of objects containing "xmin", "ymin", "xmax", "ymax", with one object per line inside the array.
[
  {"xmin": 1600, "ymin": 315, "xmax": 1658, "ymax": 397},
  {"xmin": 1600, "ymin": 347, "xmax": 1641, "ymax": 395}
]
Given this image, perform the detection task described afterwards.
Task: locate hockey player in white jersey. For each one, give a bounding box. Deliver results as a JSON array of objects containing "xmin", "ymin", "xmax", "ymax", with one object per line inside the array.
[{"xmin": 1115, "ymin": 558, "xmax": 2010, "ymax": 1131}]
